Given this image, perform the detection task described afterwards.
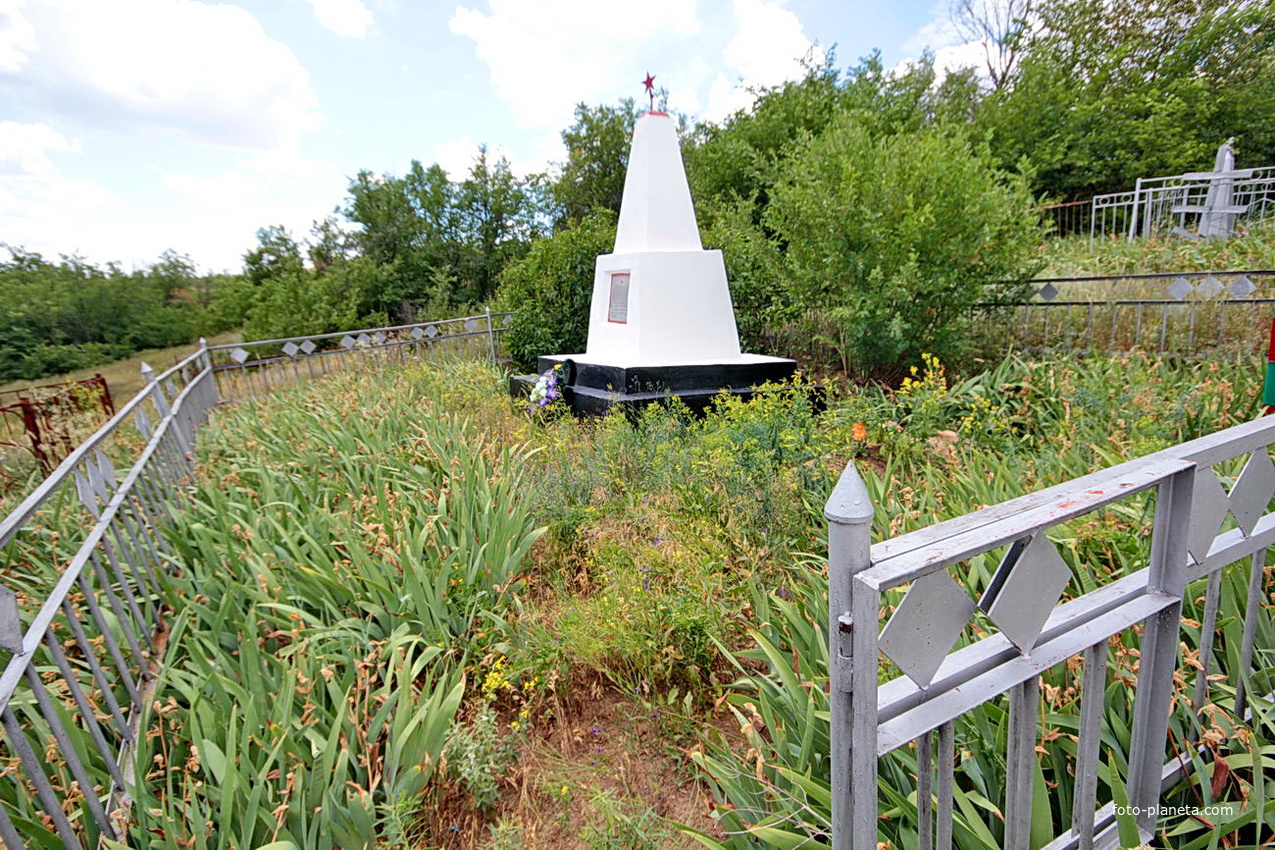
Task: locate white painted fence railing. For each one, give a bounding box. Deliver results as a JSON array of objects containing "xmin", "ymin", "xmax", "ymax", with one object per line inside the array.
[
  {"xmin": 206, "ymin": 310, "xmax": 512, "ymax": 404},
  {"xmin": 1091, "ymin": 166, "xmax": 1275, "ymax": 242},
  {"xmin": 0, "ymin": 347, "xmax": 216, "ymax": 845}
]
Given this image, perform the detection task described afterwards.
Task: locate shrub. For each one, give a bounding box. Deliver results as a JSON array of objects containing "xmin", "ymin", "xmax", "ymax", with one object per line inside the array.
[
  {"xmin": 14, "ymin": 342, "xmax": 132, "ymax": 380},
  {"xmin": 698, "ymin": 198, "xmax": 795, "ymax": 356},
  {"xmin": 766, "ymin": 117, "xmax": 1046, "ymax": 375},
  {"xmin": 496, "ymin": 211, "xmax": 616, "ymax": 372}
]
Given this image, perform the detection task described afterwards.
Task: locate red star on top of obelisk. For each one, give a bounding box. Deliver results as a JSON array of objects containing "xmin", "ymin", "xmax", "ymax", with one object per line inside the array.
[{"xmin": 643, "ymin": 72, "xmax": 655, "ymax": 111}]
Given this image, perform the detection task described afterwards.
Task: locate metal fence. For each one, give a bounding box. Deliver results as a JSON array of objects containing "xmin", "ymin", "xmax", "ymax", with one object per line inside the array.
[
  {"xmin": 990, "ymin": 269, "xmax": 1275, "ymax": 355},
  {"xmin": 0, "ymin": 375, "xmax": 115, "ymax": 474},
  {"xmin": 1091, "ymin": 167, "xmax": 1275, "ymax": 242},
  {"xmin": 0, "ymin": 349, "xmax": 215, "ymax": 845},
  {"xmin": 826, "ymin": 414, "xmax": 1275, "ymax": 848},
  {"xmin": 0, "ymin": 311, "xmax": 509, "ymax": 846},
  {"xmin": 206, "ymin": 310, "xmax": 512, "ymax": 404},
  {"xmin": 1038, "ymin": 199, "xmax": 1093, "ymax": 239},
  {"xmin": 13, "ymin": 301, "xmax": 1269, "ymax": 847}
]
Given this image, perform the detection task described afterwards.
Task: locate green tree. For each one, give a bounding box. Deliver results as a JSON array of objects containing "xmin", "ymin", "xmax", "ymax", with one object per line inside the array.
[
  {"xmin": 0, "ymin": 246, "xmax": 218, "ymax": 382},
  {"xmin": 454, "ymin": 147, "xmax": 548, "ymax": 305},
  {"xmin": 496, "ymin": 212, "xmax": 616, "ymax": 372},
  {"xmin": 981, "ymin": 0, "xmax": 1275, "ymax": 199},
  {"xmin": 554, "ymin": 99, "xmax": 640, "ymax": 224},
  {"xmin": 338, "ymin": 151, "xmax": 547, "ymax": 318},
  {"xmin": 240, "ymin": 226, "xmax": 355, "ymax": 340},
  {"xmin": 766, "ymin": 117, "xmax": 1044, "ymax": 374}
]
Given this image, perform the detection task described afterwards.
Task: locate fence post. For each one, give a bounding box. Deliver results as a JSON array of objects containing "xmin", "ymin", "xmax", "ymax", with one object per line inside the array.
[
  {"xmin": 1127, "ymin": 177, "xmax": 1143, "ymax": 240},
  {"xmin": 94, "ymin": 374, "xmax": 115, "ymax": 416},
  {"xmin": 17, "ymin": 395, "xmax": 51, "ymax": 473},
  {"xmin": 485, "ymin": 306, "xmax": 497, "ymax": 363},
  {"xmin": 825, "ymin": 463, "xmax": 875, "ymax": 849},
  {"xmin": 0, "ymin": 586, "xmax": 20, "ymax": 653},
  {"xmin": 140, "ymin": 362, "xmax": 166, "ymax": 415},
  {"xmin": 199, "ymin": 338, "xmax": 219, "ymax": 412},
  {"xmin": 1126, "ymin": 463, "xmax": 1194, "ymax": 836}
]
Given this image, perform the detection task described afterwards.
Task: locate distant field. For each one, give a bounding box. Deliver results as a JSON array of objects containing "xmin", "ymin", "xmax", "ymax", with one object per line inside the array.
[{"xmin": 0, "ymin": 331, "xmax": 241, "ymax": 408}]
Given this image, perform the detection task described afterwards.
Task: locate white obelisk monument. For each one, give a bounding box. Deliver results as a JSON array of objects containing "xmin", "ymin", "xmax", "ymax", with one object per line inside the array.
[
  {"xmin": 533, "ymin": 81, "xmax": 796, "ymax": 413},
  {"xmin": 582, "ymin": 109, "xmax": 744, "ymax": 364}
]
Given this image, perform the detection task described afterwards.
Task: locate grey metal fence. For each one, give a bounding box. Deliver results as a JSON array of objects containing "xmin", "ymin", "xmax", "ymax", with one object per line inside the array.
[
  {"xmin": 1037, "ymin": 199, "xmax": 1093, "ymax": 238},
  {"xmin": 0, "ymin": 347, "xmax": 216, "ymax": 846},
  {"xmin": 0, "ymin": 311, "xmax": 510, "ymax": 846},
  {"xmin": 206, "ymin": 310, "xmax": 512, "ymax": 404},
  {"xmin": 826, "ymin": 414, "xmax": 1275, "ymax": 848},
  {"xmin": 1091, "ymin": 167, "xmax": 1275, "ymax": 242},
  {"xmin": 991, "ymin": 269, "xmax": 1275, "ymax": 355}
]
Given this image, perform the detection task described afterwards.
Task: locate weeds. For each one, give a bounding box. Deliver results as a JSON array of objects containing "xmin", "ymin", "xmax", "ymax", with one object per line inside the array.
[
  {"xmin": 1041, "ymin": 220, "xmax": 1275, "ymax": 278},
  {"xmin": 11, "ymin": 346, "xmax": 1265, "ymax": 847}
]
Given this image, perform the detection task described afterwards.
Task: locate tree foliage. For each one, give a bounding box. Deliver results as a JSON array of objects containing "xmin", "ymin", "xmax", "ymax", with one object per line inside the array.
[
  {"xmin": 767, "ymin": 118, "xmax": 1043, "ymax": 373},
  {"xmin": 15, "ymin": 3, "xmax": 1275, "ymax": 379},
  {"xmin": 340, "ymin": 150, "xmax": 549, "ymax": 320},
  {"xmin": 982, "ymin": 0, "xmax": 1275, "ymax": 199},
  {"xmin": 496, "ymin": 212, "xmax": 616, "ymax": 372},
  {"xmin": 0, "ymin": 248, "xmax": 236, "ymax": 382},
  {"xmin": 681, "ymin": 53, "xmax": 1042, "ymax": 373},
  {"xmin": 554, "ymin": 100, "xmax": 641, "ymax": 225}
]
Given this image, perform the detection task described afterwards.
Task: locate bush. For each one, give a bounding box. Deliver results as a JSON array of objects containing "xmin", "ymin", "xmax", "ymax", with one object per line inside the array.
[
  {"xmin": 699, "ymin": 198, "xmax": 795, "ymax": 355},
  {"xmin": 766, "ymin": 117, "xmax": 1046, "ymax": 375},
  {"xmin": 496, "ymin": 212, "xmax": 616, "ymax": 372},
  {"xmin": 11, "ymin": 342, "xmax": 132, "ymax": 381}
]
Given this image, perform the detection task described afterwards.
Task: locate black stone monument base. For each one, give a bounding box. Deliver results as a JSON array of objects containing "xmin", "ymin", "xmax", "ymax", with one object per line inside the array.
[{"xmin": 509, "ymin": 355, "xmax": 799, "ymax": 416}]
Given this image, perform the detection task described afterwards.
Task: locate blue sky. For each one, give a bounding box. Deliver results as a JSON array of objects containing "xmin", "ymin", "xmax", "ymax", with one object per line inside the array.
[{"xmin": 1, "ymin": 0, "xmax": 980, "ymax": 273}]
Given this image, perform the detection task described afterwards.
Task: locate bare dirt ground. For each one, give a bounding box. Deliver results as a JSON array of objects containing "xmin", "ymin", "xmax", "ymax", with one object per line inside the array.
[{"xmin": 433, "ymin": 673, "xmax": 737, "ymax": 849}]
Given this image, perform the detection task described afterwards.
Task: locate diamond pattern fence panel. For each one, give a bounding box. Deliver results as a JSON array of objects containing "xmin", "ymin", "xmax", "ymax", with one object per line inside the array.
[
  {"xmin": 206, "ymin": 310, "xmax": 513, "ymax": 404},
  {"xmin": 826, "ymin": 414, "xmax": 1275, "ymax": 849},
  {"xmin": 0, "ymin": 347, "xmax": 216, "ymax": 846},
  {"xmin": 987, "ymin": 270, "xmax": 1275, "ymax": 356},
  {"xmin": 0, "ymin": 310, "xmax": 508, "ymax": 846}
]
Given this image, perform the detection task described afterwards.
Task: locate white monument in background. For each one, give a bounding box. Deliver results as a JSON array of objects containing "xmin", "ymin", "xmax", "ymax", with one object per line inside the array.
[
  {"xmin": 584, "ymin": 110, "xmax": 743, "ymax": 364},
  {"xmin": 531, "ymin": 97, "xmax": 796, "ymax": 414}
]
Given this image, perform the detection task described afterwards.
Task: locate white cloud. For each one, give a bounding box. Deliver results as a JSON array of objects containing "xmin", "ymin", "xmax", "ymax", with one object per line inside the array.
[
  {"xmin": 900, "ymin": 0, "xmax": 1026, "ymax": 84},
  {"xmin": 0, "ymin": 0, "xmax": 36, "ymax": 74},
  {"xmin": 931, "ymin": 40, "xmax": 988, "ymax": 79},
  {"xmin": 0, "ymin": 121, "xmax": 121, "ymax": 261},
  {"xmin": 307, "ymin": 0, "xmax": 374, "ymax": 38},
  {"xmin": 434, "ymin": 136, "xmax": 540, "ymax": 177},
  {"xmin": 449, "ymin": 0, "xmax": 702, "ymax": 130},
  {"xmin": 704, "ymin": 0, "xmax": 821, "ymax": 121},
  {"xmin": 431, "ymin": 136, "xmax": 481, "ymax": 179},
  {"xmin": 18, "ymin": 154, "xmax": 346, "ymax": 271},
  {"xmin": 723, "ymin": 0, "xmax": 817, "ymax": 87},
  {"xmin": 159, "ymin": 152, "xmax": 348, "ymax": 270},
  {"xmin": 0, "ymin": 121, "xmax": 78, "ymax": 177},
  {"xmin": 4, "ymin": 0, "xmax": 320, "ymax": 150},
  {"xmin": 450, "ymin": 0, "xmax": 817, "ymax": 156},
  {"xmin": 903, "ymin": 3, "xmax": 963, "ymax": 56},
  {"xmin": 0, "ymin": 120, "xmax": 346, "ymax": 272}
]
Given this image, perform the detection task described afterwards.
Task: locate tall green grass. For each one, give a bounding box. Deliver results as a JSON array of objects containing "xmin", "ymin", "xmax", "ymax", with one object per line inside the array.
[
  {"xmin": 8, "ymin": 350, "xmax": 1269, "ymax": 847},
  {"xmin": 1041, "ymin": 221, "xmax": 1275, "ymax": 278},
  {"xmin": 128, "ymin": 362, "xmax": 544, "ymax": 848},
  {"xmin": 670, "ymin": 355, "xmax": 1273, "ymax": 848}
]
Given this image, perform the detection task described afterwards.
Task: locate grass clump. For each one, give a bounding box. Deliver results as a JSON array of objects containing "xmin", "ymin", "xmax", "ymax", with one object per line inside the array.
[
  {"xmin": 133, "ymin": 361, "xmax": 543, "ymax": 848},
  {"xmin": 1041, "ymin": 220, "xmax": 1275, "ymax": 278}
]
